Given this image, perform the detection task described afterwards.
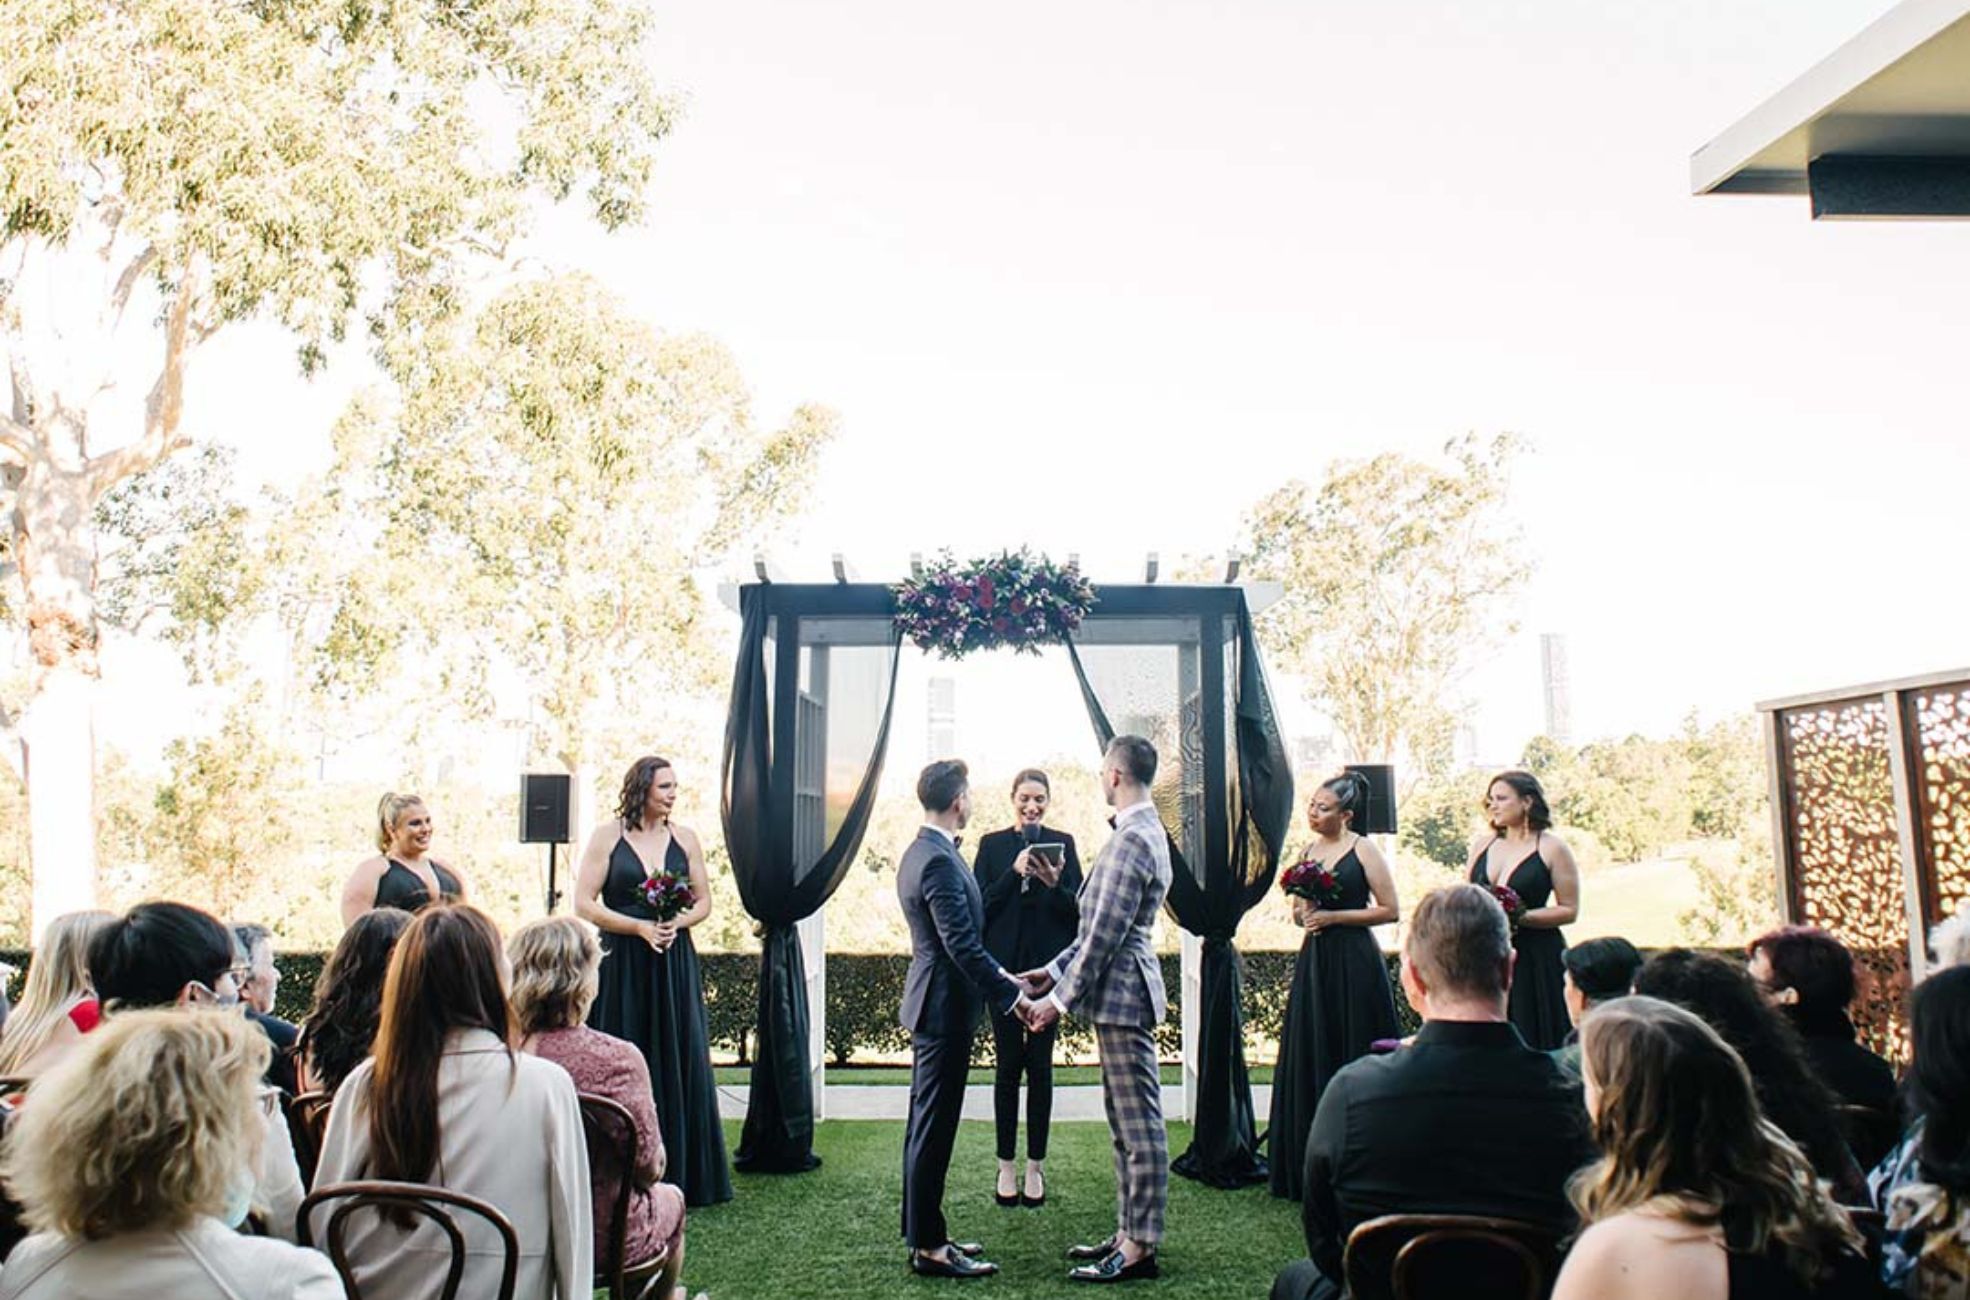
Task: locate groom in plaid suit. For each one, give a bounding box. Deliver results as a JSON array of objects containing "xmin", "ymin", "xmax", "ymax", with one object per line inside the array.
[{"xmin": 1020, "ymin": 735, "xmax": 1172, "ymax": 1284}]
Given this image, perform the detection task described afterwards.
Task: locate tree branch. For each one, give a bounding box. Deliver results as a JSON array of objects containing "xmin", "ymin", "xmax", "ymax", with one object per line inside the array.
[
  {"xmin": 0, "ymin": 412, "xmax": 34, "ymax": 463},
  {"xmin": 89, "ymin": 261, "xmax": 201, "ymax": 488},
  {"xmin": 108, "ymin": 245, "xmax": 157, "ymax": 329}
]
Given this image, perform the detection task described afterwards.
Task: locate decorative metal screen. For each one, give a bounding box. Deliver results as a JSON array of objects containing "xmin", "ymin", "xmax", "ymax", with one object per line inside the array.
[
  {"xmin": 1775, "ymin": 698, "xmax": 1907, "ymax": 1057},
  {"xmin": 1764, "ymin": 670, "xmax": 1970, "ymax": 1060}
]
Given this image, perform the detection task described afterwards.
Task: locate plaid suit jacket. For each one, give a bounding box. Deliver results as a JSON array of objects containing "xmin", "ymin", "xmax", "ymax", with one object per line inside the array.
[{"xmin": 1046, "ymin": 803, "xmax": 1170, "ymax": 1027}]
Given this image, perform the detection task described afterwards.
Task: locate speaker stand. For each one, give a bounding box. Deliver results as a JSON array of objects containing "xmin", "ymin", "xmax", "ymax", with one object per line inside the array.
[{"xmin": 544, "ymin": 842, "xmax": 561, "ymax": 915}]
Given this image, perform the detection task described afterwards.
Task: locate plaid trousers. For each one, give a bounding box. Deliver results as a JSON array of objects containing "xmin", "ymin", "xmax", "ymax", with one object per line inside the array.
[{"xmin": 1095, "ymin": 1022, "xmax": 1167, "ymax": 1245}]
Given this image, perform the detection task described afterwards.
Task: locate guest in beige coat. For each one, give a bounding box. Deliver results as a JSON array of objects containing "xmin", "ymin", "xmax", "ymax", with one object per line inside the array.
[
  {"xmin": 312, "ymin": 905, "xmax": 590, "ymax": 1299},
  {"xmin": 0, "ymin": 1009, "xmax": 343, "ymax": 1299}
]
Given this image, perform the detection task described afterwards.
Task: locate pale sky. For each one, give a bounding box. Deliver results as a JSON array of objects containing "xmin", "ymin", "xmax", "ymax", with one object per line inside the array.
[{"xmin": 159, "ymin": 0, "xmax": 1970, "ymax": 777}]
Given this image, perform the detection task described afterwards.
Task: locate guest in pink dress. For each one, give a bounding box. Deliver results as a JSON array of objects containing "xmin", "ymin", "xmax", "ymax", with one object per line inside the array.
[{"xmin": 509, "ymin": 916, "xmax": 688, "ymax": 1297}]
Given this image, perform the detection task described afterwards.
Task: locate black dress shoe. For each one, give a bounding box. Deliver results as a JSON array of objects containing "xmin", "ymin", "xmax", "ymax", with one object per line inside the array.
[
  {"xmin": 1067, "ymin": 1236, "xmax": 1119, "ymax": 1261},
  {"xmin": 949, "ymin": 1241, "xmax": 985, "ymax": 1257},
  {"xmin": 995, "ymin": 1189, "xmax": 1021, "ymax": 1208},
  {"xmin": 911, "ymin": 1250, "xmax": 998, "ymax": 1278},
  {"xmin": 1021, "ymin": 1189, "xmax": 1046, "ymax": 1208},
  {"xmin": 1069, "ymin": 1250, "xmax": 1160, "ymax": 1283}
]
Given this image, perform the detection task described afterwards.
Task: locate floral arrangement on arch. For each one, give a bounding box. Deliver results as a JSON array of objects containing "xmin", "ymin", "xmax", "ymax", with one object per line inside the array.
[{"xmin": 893, "ymin": 549, "xmax": 1097, "ymax": 659}]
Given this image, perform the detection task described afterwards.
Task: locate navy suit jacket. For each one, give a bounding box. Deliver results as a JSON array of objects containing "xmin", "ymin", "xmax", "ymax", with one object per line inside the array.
[{"xmin": 897, "ymin": 827, "xmax": 1019, "ymax": 1036}]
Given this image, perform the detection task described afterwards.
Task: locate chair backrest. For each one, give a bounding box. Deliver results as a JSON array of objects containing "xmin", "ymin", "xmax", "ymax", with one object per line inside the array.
[
  {"xmin": 1345, "ymin": 1214, "xmax": 1560, "ymax": 1300},
  {"xmin": 285, "ymin": 1090, "xmax": 333, "ymax": 1187},
  {"xmin": 300, "ymin": 1180, "xmax": 519, "ymax": 1300},
  {"xmin": 577, "ymin": 1092, "xmax": 641, "ymax": 1285}
]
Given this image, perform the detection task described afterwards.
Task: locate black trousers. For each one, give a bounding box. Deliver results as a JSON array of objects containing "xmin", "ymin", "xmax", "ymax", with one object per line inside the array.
[
  {"xmin": 1270, "ymin": 1259, "xmax": 1336, "ymax": 1300},
  {"xmin": 901, "ymin": 1028, "xmax": 970, "ymax": 1249},
  {"xmin": 989, "ymin": 1004, "xmax": 1058, "ymax": 1161}
]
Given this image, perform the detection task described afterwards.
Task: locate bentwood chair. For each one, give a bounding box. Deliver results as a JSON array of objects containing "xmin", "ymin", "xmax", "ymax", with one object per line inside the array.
[
  {"xmin": 1345, "ymin": 1213, "xmax": 1561, "ymax": 1300},
  {"xmin": 300, "ymin": 1180, "xmax": 519, "ymax": 1300},
  {"xmin": 578, "ymin": 1093, "xmax": 673, "ymax": 1300},
  {"xmin": 283, "ymin": 1090, "xmax": 334, "ymax": 1186}
]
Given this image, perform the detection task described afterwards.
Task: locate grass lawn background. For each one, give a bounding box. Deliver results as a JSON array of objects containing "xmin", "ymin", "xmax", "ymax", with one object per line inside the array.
[
  {"xmin": 714, "ymin": 1065, "xmax": 1276, "ymax": 1087},
  {"xmin": 680, "ymin": 1119, "xmax": 1302, "ymax": 1299}
]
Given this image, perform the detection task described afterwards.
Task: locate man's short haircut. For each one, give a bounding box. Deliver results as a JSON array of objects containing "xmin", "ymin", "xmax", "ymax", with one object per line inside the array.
[
  {"xmin": 1562, "ymin": 936, "xmax": 1644, "ymax": 1004},
  {"xmin": 917, "ymin": 759, "xmax": 970, "ymax": 814},
  {"xmin": 1404, "ymin": 884, "xmax": 1511, "ymax": 1000},
  {"xmin": 90, "ymin": 902, "xmax": 235, "ymax": 1010},
  {"xmin": 1106, "ymin": 735, "xmax": 1158, "ymax": 787},
  {"xmin": 230, "ymin": 923, "xmax": 273, "ymax": 964}
]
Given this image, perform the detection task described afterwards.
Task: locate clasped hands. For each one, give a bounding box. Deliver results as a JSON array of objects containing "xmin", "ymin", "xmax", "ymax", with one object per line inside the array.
[
  {"xmin": 640, "ymin": 919, "xmax": 679, "ymax": 951},
  {"xmin": 1010, "ymin": 968, "xmax": 1060, "ymax": 1032}
]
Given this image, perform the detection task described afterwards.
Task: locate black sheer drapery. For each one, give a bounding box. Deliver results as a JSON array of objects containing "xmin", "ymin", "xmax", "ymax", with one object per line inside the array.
[
  {"xmin": 1066, "ymin": 602, "xmax": 1292, "ymax": 1187},
  {"xmin": 721, "ymin": 587, "xmax": 901, "ymax": 1172}
]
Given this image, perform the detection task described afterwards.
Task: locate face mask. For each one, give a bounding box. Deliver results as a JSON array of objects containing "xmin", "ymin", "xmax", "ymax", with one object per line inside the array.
[{"xmin": 220, "ymin": 1166, "xmax": 256, "ymax": 1230}]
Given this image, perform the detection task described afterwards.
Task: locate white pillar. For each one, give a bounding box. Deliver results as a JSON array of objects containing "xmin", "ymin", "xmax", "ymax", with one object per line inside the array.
[
  {"xmin": 799, "ymin": 910, "xmax": 827, "ymax": 1120},
  {"xmin": 1179, "ymin": 929, "xmax": 1202, "ymax": 1122}
]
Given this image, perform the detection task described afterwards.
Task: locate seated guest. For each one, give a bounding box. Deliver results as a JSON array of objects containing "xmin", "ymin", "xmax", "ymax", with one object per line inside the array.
[
  {"xmin": 312, "ymin": 904, "xmax": 591, "ymax": 1298},
  {"xmin": 1552, "ymin": 996, "xmax": 1874, "ymax": 1300},
  {"xmin": 509, "ymin": 917, "xmax": 686, "ymax": 1298},
  {"xmin": 1748, "ymin": 926, "xmax": 1897, "ymax": 1113},
  {"xmin": 0, "ymin": 1009, "xmax": 343, "ymax": 1298},
  {"xmin": 88, "ymin": 901, "xmax": 305, "ymax": 1240},
  {"xmin": 232, "ymin": 923, "xmax": 299, "ymax": 1095},
  {"xmin": 1636, "ymin": 949, "xmax": 1866, "ymax": 1203},
  {"xmin": 0, "ymin": 911, "xmax": 112, "ymax": 1081},
  {"xmin": 1271, "ymin": 883, "xmax": 1596, "ymax": 1300},
  {"xmin": 1553, "ymin": 936, "xmax": 1643, "ymax": 1079},
  {"xmin": 1873, "ymin": 965, "xmax": 1970, "ymax": 1297},
  {"xmin": 293, "ymin": 908, "xmax": 411, "ymax": 1094}
]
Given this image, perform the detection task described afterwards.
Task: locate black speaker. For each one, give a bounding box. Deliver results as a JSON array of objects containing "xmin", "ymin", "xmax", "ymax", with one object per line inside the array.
[
  {"xmin": 1344, "ymin": 763, "xmax": 1397, "ymax": 835},
  {"xmin": 520, "ymin": 773, "xmax": 572, "ymax": 844}
]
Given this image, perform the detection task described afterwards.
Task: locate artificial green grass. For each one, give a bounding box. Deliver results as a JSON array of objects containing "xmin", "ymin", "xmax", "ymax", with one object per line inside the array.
[
  {"xmin": 678, "ymin": 1119, "xmax": 1302, "ymax": 1299},
  {"xmin": 713, "ymin": 1065, "xmax": 1277, "ymax": 1088}
]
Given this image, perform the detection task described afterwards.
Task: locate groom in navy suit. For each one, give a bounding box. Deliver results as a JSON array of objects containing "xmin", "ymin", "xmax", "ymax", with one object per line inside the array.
[{"xmin": 897, "ymin": 759, "xmax": 1029, "ymax": 1279}]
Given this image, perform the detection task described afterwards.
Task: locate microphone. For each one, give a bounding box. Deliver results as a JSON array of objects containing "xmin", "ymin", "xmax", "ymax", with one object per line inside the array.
[{"xmin": 1020, "ymin": 822, "xmax": 1041, "ymax": 893}]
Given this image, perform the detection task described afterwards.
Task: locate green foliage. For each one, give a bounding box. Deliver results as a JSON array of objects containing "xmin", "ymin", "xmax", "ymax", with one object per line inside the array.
[
  {"xmin": 1241, "ymin": 434, "xmax": 1531, "ymax": 775},
  {"xmin": 95, "ymin": 446, "xmax": 258, "ymax": 683},
  {"xmin": 1397, "ymin": 769, "xmax": 1489, "ymax": 869}
]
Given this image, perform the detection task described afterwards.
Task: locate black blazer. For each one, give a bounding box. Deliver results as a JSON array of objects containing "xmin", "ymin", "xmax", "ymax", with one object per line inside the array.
[
  {"xmin": 1300, "ymin": 1019, "xmax": 1595, "ymax": 1289},
  {"xmin": 973, "ymin": 825, "xmax": 1083, "ymax": 975},
  {"xmin": 246, "ymin": 1007, "xmax": 299, "ymax": 1095},
  {"xmin": 897, "ymin": 827, "xmax": 1019, "ymax": 1036}
]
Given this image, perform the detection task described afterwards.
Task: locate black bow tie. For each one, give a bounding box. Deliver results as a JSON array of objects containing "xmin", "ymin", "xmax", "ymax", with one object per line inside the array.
[{"xmin": 953, "ymin": 835, "xmax": 964, "ymax": 849}]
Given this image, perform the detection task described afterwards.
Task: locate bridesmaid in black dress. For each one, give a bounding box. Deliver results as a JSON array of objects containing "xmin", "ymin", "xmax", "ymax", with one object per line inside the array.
[
  {"xmin": 339, "ymin": 792, "xmax": 471, "ymax": 927},
  {"xmin": 575, "ymin": 755, "xmax": 733, "ymax": 1207},
  {"xmin": 1268, "ymin": 771, "xmax": 1401, "ymax": 1200},
  {"xmin": 1466, "ymin": 769, "xmax": 1579, "ymax": 1051}
]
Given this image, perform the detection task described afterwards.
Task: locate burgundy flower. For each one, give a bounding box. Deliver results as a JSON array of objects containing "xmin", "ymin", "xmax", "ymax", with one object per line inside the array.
[{"xmin": 977, "ymin": 576, "xmax": 996, "ymax": 609}]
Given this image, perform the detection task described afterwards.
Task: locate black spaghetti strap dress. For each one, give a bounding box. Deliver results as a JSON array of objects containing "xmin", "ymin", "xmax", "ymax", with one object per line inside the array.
[
  {"xmin": 1470, "ymin": 836, "xmax": 1570, "ymax": 1051},
  {"xmin": 1268, "ymin": 842, "xmax": 1401, "ymax": 1199},
  {"xmin": 372, "ymin": 859, "xmax": 462, "ymax": 912},
  {"xmin": 587, "ymin": 832, "xmax": 733, "ymax": 1207}
]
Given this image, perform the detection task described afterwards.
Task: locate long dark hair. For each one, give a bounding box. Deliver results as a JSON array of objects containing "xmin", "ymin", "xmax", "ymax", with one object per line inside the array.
[
  {"xmin": 1634, "ymin": 950, "xmax": 1854, "ymax": 1189},
  {"xmin": 1910, "ymin": 965, "xmax": 1970, "ymax": 1190},
  {"xmin": 296, "ymin": 908, "xmax": 413, "ymax": 1093},
  {"xmin": 1320, "ymin": 770, "xmax": 1372, "ymax": 828},
  {"xmin": 367, "ymin": 906, "xmax": 514, "ymax": 1185},
  {"xmin": 1487, "ymin": 769, "xmax": 1553, "ymax": 832},
  {"xmin": 616, "ymin": 756, "xmax": 673, "ymax": 831}
]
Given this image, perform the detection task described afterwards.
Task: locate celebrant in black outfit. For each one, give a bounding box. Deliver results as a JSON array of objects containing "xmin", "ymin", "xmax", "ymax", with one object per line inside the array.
[
  {"xmin": 1268, "ymin": 771, "xmax": 1400, "ymax": 1201},
  {"xmin": 1466, "ymin": 769, "xmax": 1579, "ymax": 1051},
  {"xmin": 339, "ymin": 792, "xmax": 471, "ymax": 926},
  {"xmin": 973, "ymin": 768, "xmax": 1083, "ymax": 1210},
  {"xmin": 575, "ymin": 755, "xmax": 733, "ymax": 1207}
]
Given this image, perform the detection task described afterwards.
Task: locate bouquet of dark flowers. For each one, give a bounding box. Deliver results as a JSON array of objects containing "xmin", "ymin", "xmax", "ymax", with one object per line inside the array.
[
  {"xmin": 1280, "ymin": 855, "xmax": 1346, "ymax": 911},
  {"xmin": 639, "ymin": 872, "xmax": 696, "ymax": 922},
  {"xmin": 1488, "ymin": 882, "xmax": 1526, "ymax": 931}
]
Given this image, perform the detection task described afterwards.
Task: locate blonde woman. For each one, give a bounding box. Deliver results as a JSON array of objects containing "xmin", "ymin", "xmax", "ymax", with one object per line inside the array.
[
  {"xmin": 340, "ymin": 791, "xmax": 469, "ymax": 926},
  {"xmin": 1552, "ymin": 996, "xmax": 1873, "ymax": 1300},
  {"xmin": 0, "ymin": 910, "xmax": 112, "ymax": 1080},
  {"xmin": 511, "ymin": 917, "xmax": 688, "ymax": 1300},
  {"xmin": 0, "ymin": 1009, "xmax": 342, "ymax": 1298}
]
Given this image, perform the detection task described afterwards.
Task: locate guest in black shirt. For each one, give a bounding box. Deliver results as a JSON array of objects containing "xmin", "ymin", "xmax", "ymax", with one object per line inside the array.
[
  {"xmin": 1748, "ymin": 926, "xmax": 1897, "ymax": 1122},
  {"xmin": 972, "ymin": 767, "xmax": 1082, "ymax": 1208},
  {"xmin": 1272, "ymin": 883, "xmax": 1596, "ymax": 1300}
]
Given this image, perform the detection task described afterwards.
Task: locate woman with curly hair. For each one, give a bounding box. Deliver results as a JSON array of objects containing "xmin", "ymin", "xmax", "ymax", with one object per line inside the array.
[
  {"xmin": 575, "ymin": 755, "xmax": 730, "ymax": 1207},
  {"xmin": 294, "ymin": 906, "xmax": 413, "ymax": 1093},
  {"xmin": 0, "ymin": 1009, "xmax": 341, "ymax": 1297},
  {"xmin": 1552, "ymin": 996, "xmax": 1873, "ymax": 1299},
  {"xmin": 1635, "ymin": 949, "xmax": 1865, "ymax": 1202}
]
